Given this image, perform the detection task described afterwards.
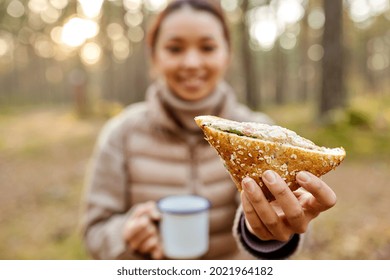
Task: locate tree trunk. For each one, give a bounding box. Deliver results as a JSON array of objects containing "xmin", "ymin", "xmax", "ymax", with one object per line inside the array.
[
  {"xmin": 275, "ymin": 43, "xmax": 286, "ymax": 104},
  {"xmin": 319, "ymin": 0, "xmax": 345, "ymax": 119},
  {"xmin": 299, "ymin": 7, "xmax": 309, "ymax": 102},
  {"xmin": 240, "ymin": 0, "xmax": 259, "ymax": 109}
]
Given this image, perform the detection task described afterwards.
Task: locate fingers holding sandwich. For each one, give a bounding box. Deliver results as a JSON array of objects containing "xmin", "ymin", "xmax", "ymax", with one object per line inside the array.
[
  {"xmin": 240, "ymin": 170, "xmax": 336, "ymax": 242},
  {"xmin": 241, "ymin": 172, "xmax": 303, "ymax": 241},
  {"xmin": 241, "ymin": 176, "xmax": 291, "ymax": 241},
  {"xmin": 296, "ymin": 171, "xmax": 337, "ymax": 214}
]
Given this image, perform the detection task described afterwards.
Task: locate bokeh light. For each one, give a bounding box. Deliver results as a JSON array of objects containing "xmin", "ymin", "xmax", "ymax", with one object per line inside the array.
[
  {"xmin": 80, "ymin": 42, "xmax": 102, "ymax": 65},
  {"xmin": 78, "ymin": 0, "xmax": 104, "ymax": 18},
  {"xmin": 347, "ymin": 0, "xmax": 390, "ymax": 24},
  {"xmin": 124, "ymin": 11, "xmax": 143, "ymax": 27},
  {"xmin": 279, "ymin": 32, "xmax": 297, "ymax": 50},
  {"xmin": 49, "ymin": 0, "xmax": 68, "ymax": 10},
  {"xmin": 221, "ymin": 0, "xmax": 239, "ymax": 12},
  {"xmin": 143, "ymin": 0, "xmax": 168, "ymax": 12},
  {"xmin": 276, "ymin": 0, "xmax": 304, "ymax": 25},
  {"xmin": 123, "ymin": 0, "xmax": 143, "ymax": 12},
  {"xmin": 308, "ymin": 7, "xmax": 325, "ymax": 30},
  {"xmin": 248, "ymin": 0, "xmax": 305, "ymax": 51},
  {"xmin": 61, "ymin": 17, "xmax": 99, "ymax": 47},
  {"xmin": 248, "ymin": 6, "xmax": 280, "ymax": 51},
  {"xmin": 107, "ymin": 23, "xmax": 124, "ymax": 41},
  {"xmin": 368, "ymin": 53, "xmax": 389, "ymax": 71},
  {"xmin": 308, "ymin": 44, "xmax": 324, "ymax": 62},
  {"xmin": 0, "ymin": 32, "xmax": 13, "ymax": 57},
  {"xmin": 7, "ymin": 0, "xmax": 25, "ymax": 18},
  {"xmin": 113, "ymin": 38, "xmax": 132, "ymax": 61},
  {"xmin": 34, "ymin": 35, "xmax": 56, "ymax": 58},
  {"xmin": 128, "ymin": 26, "xmax": 144, "ymax": 43}
]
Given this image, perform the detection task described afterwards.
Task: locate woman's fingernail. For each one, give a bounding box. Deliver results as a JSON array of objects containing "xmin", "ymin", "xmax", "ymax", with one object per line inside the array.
[
  {"xmin": 242, "ymin": 177, "xmax": 256, "ymax": 193},
  {"xmin": 263, "ymin": 170, "xmax": 276, "ymax": 184},
  {"xmin": 298, "ymin": 171, "xmax": 310, "ymax": 183}
]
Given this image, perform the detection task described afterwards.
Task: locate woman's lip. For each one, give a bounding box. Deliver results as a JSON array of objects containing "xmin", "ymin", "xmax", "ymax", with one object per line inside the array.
[{"xmin": 180, "ymin": 77, "xmax": 206, "ymax": 90}]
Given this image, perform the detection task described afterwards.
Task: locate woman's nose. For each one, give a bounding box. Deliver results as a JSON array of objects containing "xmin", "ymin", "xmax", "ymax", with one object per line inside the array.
[{"xmin": 182, "ymin": 49, "xmax": 202, "ymax": 68}]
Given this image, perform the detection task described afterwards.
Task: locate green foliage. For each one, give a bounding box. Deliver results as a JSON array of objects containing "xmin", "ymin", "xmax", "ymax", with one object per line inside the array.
[
  {"xmin": 90, "ymin": 99, "xmax": 124, "ymax": 119},
  {"xmin": 347, "ymin": 109, "xmax": 371, "ymax": 127}
]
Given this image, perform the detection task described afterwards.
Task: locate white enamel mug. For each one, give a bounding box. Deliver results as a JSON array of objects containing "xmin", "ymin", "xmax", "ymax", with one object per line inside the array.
[{"xmin": 157, "ymin": 195, "xmax": 211, "ymax": 259}]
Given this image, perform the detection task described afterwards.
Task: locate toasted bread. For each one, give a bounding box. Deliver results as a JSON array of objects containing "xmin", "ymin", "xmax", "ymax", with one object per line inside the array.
[{"xmin": 195, "ymin": 115, "xmax": 346, "ymax": 201}]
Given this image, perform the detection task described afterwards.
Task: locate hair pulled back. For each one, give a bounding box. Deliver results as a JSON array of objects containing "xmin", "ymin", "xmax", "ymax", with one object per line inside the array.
[{"xmin": 147, "ymin": 0, "xmax": 231, "ymax": 55}]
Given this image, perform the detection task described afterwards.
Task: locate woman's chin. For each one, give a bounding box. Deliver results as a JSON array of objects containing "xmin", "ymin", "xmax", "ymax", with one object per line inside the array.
[{"xmin": 174, "ymin": 88, "xmax": 210, "ymax": 101}]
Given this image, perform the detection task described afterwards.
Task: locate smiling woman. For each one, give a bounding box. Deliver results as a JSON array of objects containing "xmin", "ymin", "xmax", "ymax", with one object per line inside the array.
[{"xmin": 80, "ymin": 0, "xmax": 340, "ymax": 261}]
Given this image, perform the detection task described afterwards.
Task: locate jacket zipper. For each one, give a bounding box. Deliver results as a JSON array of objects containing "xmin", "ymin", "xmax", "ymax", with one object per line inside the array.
[{"xmin": 187, "ymin": 135, "xmax": 199, "ymax": 194}]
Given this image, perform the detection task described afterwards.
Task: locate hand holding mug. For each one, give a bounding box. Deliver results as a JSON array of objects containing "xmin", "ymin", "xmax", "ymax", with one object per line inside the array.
[{"xmin": 122, "ymin": 201, "xmax": 163, "ymax": 259}]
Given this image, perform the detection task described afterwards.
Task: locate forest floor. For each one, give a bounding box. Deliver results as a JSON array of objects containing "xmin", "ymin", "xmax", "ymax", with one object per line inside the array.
[{"xmin": 0, "ymin": 104, "xmax": 389, "ymax": 259}]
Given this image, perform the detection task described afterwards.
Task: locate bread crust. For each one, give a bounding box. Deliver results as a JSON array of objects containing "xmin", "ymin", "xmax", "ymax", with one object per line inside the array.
[{"xmin": 195, "ymin": 116, "xmax": 346, "ymax": 201}]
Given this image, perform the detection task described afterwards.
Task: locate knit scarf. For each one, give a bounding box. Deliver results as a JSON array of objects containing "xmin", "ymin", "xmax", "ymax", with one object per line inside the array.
[{"xmin": 146, "ymin": 80, "xmax": 236, "ymax": 135}]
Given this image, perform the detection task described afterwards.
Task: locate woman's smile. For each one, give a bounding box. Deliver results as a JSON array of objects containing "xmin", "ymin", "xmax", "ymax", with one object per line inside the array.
[{"xmin": 177, "ymin": 74, "xmax": 207, "ymax": 91}]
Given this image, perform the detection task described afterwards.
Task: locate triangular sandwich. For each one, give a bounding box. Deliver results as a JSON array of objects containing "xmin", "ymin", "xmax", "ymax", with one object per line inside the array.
[{"xmin": 195, "ymin": 115, "xmax": 346, "ymax": 201}]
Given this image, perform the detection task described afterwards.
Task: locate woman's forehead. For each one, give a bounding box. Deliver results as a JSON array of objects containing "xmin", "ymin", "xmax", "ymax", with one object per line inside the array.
[{"xmin": 158, "ymin": 7, "xmax": 225, "ymax": 40}]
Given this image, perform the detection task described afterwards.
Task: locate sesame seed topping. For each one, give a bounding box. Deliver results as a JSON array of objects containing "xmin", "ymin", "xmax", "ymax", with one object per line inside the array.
[{"xmin": 290, "ymin": 154, "xmax": 297, "ymax": 159}]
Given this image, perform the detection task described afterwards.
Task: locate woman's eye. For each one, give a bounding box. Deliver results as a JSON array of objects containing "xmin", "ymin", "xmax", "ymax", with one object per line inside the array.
[
  {"xmin": 166, "ymin": 46, "xmax": 182, "ymax": 53},
  {"xmin": 202, "ymin": 45, "xmax": 216, "ymax": 52}
]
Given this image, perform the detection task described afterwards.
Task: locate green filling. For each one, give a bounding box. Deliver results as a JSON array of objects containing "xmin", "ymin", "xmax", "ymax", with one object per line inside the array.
[
  {"xmin": 226, "ymin": 128, "xmax": 244, "ymax": 136},
  {"xmin": 221, "ymin": 128, "xmax": 259, "ymax": 139}
]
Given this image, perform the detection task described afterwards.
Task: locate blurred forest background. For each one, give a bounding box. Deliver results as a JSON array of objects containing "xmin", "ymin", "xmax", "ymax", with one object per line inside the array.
[{"xmin": 0, "ymin": 0, "xmax": 389, "ymax": 259}]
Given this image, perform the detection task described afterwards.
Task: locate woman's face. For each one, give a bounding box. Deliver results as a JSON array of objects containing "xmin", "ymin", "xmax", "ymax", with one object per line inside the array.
[{"xmin": 152, "ymin": 7, "xmax": 230, "ymax": 101}]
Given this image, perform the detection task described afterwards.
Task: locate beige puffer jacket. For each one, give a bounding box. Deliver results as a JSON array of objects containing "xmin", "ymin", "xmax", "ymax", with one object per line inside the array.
[{"xmin": 81, "ymin": 81, "xmax": 274, "ymax": 259}]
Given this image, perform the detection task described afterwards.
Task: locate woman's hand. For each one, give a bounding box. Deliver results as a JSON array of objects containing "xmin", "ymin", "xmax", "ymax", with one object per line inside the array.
[
  {"xmin": 122, "ymin": 201, "xmax": 163, "ymax": 259},
  {"xmin": 240, "ymin": 170, "xmax": 337, "ymax": 242}
]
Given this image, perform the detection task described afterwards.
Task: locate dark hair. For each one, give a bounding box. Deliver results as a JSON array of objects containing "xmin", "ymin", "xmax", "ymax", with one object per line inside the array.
[{"xmin": 147, "ymin": 0, "xmax": 231, "ymax": 55}]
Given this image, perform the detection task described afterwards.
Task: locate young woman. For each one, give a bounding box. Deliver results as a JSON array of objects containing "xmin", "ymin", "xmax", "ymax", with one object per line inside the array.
[{"xmin": 81, "ymin": 0, "xmax": 336, "ymax": 260}]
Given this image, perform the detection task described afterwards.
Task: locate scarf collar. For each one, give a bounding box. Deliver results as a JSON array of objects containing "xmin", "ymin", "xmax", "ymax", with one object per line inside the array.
[{"xmin": 146, "ymin": 80, "xmax": 237, "ymax": 135}]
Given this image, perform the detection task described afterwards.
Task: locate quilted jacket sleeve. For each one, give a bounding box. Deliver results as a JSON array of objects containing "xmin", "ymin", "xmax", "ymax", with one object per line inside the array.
[{"xmin": 80, "ymin": 114, "xmax": 138, "ymax": 259}]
